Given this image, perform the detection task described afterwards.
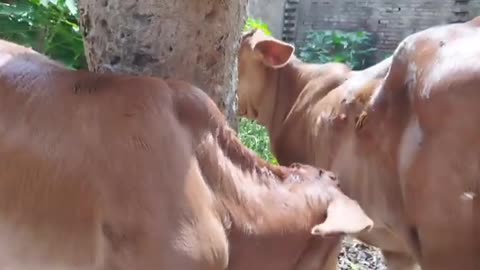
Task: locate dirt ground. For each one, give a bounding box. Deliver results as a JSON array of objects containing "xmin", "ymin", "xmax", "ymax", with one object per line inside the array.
[{"xmin": 339, "ymin": 237, "xmax": 386, "ymax": 270}]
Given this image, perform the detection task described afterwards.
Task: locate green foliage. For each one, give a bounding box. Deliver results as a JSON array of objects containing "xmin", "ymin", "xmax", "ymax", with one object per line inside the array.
[
  {"xmin": 243, "ymin": 17, "xmax": 272, "ymax": 36},
  {"xmin": 297, "ymin": 30, "xmax": 376, "ymax": 70},
  {"xmin": 238, "ymin": 118, "xmax": 278, "ymax": 165},
  {"xmin": 0, "ymin": 0, "xmax": 86, "ymax": 69}
]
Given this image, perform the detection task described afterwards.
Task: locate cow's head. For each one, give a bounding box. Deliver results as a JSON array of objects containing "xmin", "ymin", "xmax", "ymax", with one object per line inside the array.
[{"xmin": 237, "ymin": 29, "xmax": 295, "ymax": 125}]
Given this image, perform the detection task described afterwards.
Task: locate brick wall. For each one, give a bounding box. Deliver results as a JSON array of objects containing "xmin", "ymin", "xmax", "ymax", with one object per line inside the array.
[{"xmin": 284, "ymin": 0, "xmax": 480, "ymax": 60}]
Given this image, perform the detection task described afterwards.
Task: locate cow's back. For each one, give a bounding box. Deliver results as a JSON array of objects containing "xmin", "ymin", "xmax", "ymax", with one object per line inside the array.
[{"xmin": 0, "ymin": 44, "xmax": 227, "ymax": 270}]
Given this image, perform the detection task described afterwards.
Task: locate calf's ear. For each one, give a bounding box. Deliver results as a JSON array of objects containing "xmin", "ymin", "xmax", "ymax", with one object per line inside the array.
[
  {"xmin": 311, "ymin": 191, "xmax": 373, "ymax": 237},
  {"xmin": 251, "ymin": 31, "xmax": 295, "ymax": 68}
]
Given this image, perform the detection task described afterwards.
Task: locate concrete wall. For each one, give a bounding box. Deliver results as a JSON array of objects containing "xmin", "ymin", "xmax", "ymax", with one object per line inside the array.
[{"xmin": 247, "ymin": 0, "xmax": 286, "ymax": 38}]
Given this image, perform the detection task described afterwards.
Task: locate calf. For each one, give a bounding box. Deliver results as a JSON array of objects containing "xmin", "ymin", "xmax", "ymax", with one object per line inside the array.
[
  {"xmin": 0, "ymin": 39, "xmax": 373, "ymax": 270},
  {"xmin": 238, "ymin": 18, "xmax": 480, "ymax": 270}
]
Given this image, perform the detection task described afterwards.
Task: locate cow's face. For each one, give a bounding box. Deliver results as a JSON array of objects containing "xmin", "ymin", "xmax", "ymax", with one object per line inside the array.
[{"xmin": 237, "ymin": 30, "xmax": 295, "ymax": 123}]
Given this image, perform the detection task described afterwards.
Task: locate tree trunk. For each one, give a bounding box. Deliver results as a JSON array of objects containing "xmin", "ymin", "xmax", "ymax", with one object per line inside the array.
[{"xmin": 77, "ymin": 0, "xmax": 247, "ymax": 129}]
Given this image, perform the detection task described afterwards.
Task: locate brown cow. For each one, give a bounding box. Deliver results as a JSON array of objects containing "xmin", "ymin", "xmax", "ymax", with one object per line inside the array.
[
  {"xmin": 0, "ymin": 39, "xmax": 373, "ymax": 270},
  {"xmin": 238, "ymin": 18, "xmax": 480, "ymax": 270}
]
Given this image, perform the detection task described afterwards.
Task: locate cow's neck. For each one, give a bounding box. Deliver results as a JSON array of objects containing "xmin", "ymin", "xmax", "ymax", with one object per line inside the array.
[
  {"xmin": 255, "ymin": 58, "xmax": 305, "ymax": 133},
  {"xmin": 266, "ymin": 59, "xmax": 353, "ymax": 165}
]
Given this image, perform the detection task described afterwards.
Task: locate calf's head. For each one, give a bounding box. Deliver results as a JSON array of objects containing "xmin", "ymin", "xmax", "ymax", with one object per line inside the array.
[
  {"xmin": 230, "ymin": 162, "xmax": 373, "ymax": 270},
  {"xmin": 285, "ymin": 162, "xmax": 373, "ymax": 237},
  {"xmin": 290, "ymin": 164, "xmax": 373, "ymax": 270}
]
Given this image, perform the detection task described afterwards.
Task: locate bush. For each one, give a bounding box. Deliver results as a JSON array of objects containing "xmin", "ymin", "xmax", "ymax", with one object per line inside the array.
[
  {"xmin": 238, "ymin": 117, "xmax": 278, "ymax": 165},
  {"xmin": 297, "ymin": 30, "xmax": 376, "ymax": 70}
]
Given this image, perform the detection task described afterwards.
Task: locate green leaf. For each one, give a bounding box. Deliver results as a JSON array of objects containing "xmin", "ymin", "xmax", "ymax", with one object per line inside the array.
[{"xmin": 243, "ymin": 17, "xmax": 273, "ymax": 36}]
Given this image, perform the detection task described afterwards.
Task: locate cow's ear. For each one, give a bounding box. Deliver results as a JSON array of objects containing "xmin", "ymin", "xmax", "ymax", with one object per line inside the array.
[
  {"xmin": 311, "ymin": 191, "xmax": 373, "ymax": 237},
  {"xmin": 251, "ymin": 31, "xmax": 295, "ymax": 69}
]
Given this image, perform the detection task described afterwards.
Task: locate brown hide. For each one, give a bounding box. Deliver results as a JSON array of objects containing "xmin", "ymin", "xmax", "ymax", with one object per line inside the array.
[
  {"xmin": 238, "ymin": 19, "xmax": 480, "ymax": 270},
  {"xmin": 0, "ymin": 39, "xmax": 373, "ymax": 270}
]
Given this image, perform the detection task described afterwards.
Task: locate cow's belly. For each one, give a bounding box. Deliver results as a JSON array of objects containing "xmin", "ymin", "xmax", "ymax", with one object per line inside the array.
[{"xmin": 329, "ymin": 134, "xmax": 419, "ymax": 256}]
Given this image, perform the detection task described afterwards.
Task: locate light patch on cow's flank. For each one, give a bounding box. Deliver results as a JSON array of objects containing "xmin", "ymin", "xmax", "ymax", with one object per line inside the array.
[
  {"xmin": 398, "ymin": 116, "xmax": 423, "ymax": 192},
  {"xmin": 0, "ymin": 54, "xmax": 12, "ymax": 67},
  {"xmin": 460, "ymin": 192, "xmax": 477, "ymax": 201}
]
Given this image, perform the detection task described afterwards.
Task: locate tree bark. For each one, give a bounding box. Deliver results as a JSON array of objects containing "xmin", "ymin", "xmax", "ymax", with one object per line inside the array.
[{"xmin": 78, "ymin": 0, "xmax": 247, "ymax": 129}]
